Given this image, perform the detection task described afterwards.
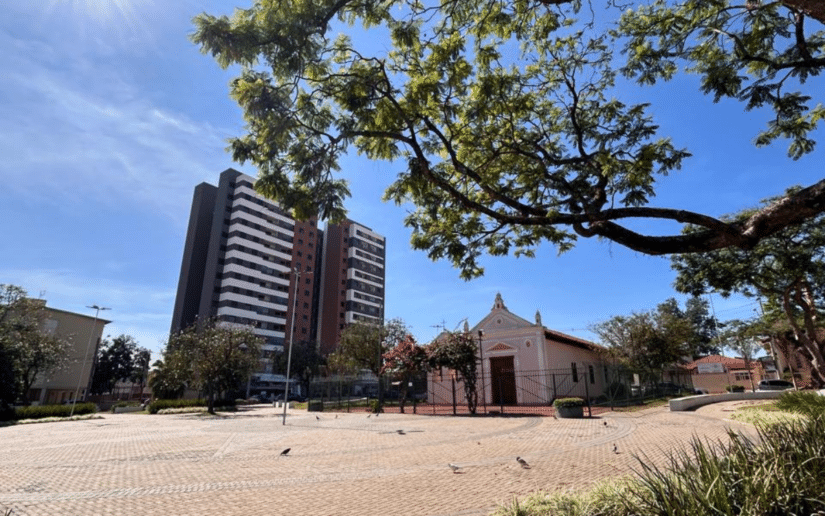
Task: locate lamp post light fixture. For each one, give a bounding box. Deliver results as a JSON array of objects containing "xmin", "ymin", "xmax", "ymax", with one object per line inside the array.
[
  {"xmin": 283, "ymin": 268, "xmax": 310, "ymax": 425},
  {"xmin": 71, "ymin": 304, "xmax": 110, "ymax": 417}
]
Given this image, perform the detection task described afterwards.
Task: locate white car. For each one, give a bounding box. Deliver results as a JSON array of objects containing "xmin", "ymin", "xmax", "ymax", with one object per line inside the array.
[{"xmin": 757, "ymin": 379, "xmax": 795, "ymax": 391}]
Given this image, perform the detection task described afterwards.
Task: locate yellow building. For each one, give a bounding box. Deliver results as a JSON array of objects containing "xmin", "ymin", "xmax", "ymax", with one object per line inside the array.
[{"xmin": 29, "ymin": 305, "xmax": 110, "ymax": 405}]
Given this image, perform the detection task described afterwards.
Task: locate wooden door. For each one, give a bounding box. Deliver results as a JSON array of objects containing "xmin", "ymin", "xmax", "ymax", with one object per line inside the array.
[{"xmin": 490, "ymin": 356, "xmax": 517, "ymax": 405}]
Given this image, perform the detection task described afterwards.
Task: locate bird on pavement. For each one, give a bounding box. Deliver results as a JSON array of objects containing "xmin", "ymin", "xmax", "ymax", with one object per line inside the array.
[
  {"xmin": 516, "ymin": 457, "xmax": 530, "ymax": 469},
  {"xmin": 316, "ymin": 415, "xmax": 320, "ymax": 421},
  {"xmin": 280, "ymin": 448, "xmax": 291, "ymax": 456},
  {"xmin": 448, "ymin": 463, "xmax": 461, "ymax": 473},
  {"xmin": 396, "ymin": 429, "xmax": 405, "ymax": 435},
  {"xmin": 367, "ymin": 414, "xmax": 371, "ymax": 418},
  {"xmin": 613, "ymin": 444, "xmax": 619, "ymax": 454},
  {"xmin": 603, "ymin": 421, "xmax": 608, "ymax": 426}
]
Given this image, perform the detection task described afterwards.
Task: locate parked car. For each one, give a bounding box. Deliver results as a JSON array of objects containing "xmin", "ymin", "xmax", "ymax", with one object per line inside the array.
[
  {"xmin": 757, "ymin": 379, "xmax": 795, "ymax": 391},
  {"xmin": 655, "ymin": 382, "xmax": 683, "ymax": 395}
]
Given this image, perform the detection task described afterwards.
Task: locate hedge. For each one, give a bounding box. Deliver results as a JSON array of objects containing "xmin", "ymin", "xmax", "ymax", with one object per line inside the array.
[
  {"xmin": 11, "ymin": 403, "xmax": 98, "ymax": 421},
  {"xmin": 147, "ymin": 398, "xmax": 236, "ymax": 414}
]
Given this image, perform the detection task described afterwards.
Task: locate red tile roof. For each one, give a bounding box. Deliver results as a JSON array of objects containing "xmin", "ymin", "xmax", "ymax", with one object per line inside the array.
[{"xmin": 683, "ymin": 354, "xmax": 753, "ymax": 371}]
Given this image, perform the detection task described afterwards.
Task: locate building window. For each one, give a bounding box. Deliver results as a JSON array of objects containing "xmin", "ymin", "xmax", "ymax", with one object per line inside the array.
[
  {"xmin": 734, "ymin": 372, "xmax": 751, "ymax": 381},
  {"xmin": 571, "ymin": 363, "xmax": 578, "ymax": 383}
]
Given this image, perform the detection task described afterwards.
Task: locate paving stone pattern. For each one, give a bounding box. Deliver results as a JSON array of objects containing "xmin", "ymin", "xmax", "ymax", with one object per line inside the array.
[{"xmin": 0, "ymin": 403, "xmax": 757, "ymax": 516}]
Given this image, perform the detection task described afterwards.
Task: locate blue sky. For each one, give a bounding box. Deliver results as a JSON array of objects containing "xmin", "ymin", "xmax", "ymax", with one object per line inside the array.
[{"xmin": 1, "ymin": 1, "xmax": 822, "ymax": 360}]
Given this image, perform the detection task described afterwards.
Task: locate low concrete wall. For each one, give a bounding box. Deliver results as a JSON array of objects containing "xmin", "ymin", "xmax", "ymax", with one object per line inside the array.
[{"xmin": 669, "ymin": 391, "xmax": 787, "ymax": 411}]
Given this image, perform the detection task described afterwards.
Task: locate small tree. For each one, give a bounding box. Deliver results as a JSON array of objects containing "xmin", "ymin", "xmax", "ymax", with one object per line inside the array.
[
  {"xmin": 164, "ymin": 321, "xmax": 263, "ymax": 414},
  {"xmin": 592, "ymin": 303, "xmax": 693, "ymax": 382},
  {"xmin": 722, "ymin": 320, "xmax": 761, "ymax": 392},
  {"xmin": 337, "ymin": 318, "xmax": 411, "ymax": 411},
  {"xmin": 91, "ymin": 335, "xmax": 138, "ymax": 396},
  {"xmin": 148, "ymin": 358, "xmax": 187, "ymax": 400},
  {"xmin": 427, "ymin": 331, "xmax": 479, "ymax": 415},
  {"xmin": 381, "ymin": 335, "xmax": 426, "ymax": 413},
  {"xmin": 129, "ymin": 347, "xmax": 151, "ymax": 399}
]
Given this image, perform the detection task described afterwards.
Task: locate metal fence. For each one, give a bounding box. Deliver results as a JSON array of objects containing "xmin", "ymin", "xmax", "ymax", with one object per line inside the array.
[{"xmin": 307, "ymin": 364, "xmax": 695, "ymax": 417}]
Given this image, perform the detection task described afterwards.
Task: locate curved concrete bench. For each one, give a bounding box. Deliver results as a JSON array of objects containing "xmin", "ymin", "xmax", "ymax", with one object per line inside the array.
[{"xmin": 669, "ymin": 391, "xmax": 789, "ymax": 411}]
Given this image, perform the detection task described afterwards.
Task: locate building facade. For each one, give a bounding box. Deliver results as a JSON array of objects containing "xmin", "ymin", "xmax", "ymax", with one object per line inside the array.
[
  {"xmin": 171, "ymin": 169, "xmax": 385, "ymax": 392},
  {"xmin": 316, "ymin": 220, "xmax": 386, "ymax": 355},
  {"xmin": 429, "ymin": 294, "xmax": 607, "ymax": 406},
  {"xmin": 29, "ymin": 305, "xmax": 110, "ymax": 405}
]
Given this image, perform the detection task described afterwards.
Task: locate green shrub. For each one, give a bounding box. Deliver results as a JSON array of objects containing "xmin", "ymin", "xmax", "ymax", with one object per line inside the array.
[
  {"xmin": 369, "ymin": 399, "xmax": 383, "ymax": 413},
  {"xmin": 553, "ymin": 397, "xmax": 586, "ymax": 409},
  {"xmin": 776, "ymin": 390, "xmax": 825, "ymax": 418},
  {"xmin": 725, "ymin": 384, "xmax": 745, "ymax": 392},
  {"xmin": 14, "ymin": 403, "xmax": 97, "ymax": 420}
]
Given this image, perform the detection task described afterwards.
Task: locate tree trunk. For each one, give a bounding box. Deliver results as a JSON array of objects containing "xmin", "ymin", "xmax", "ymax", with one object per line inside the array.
[{"xmin": 207, "ymin": 388, "xmax": 215, "ymax": 415}]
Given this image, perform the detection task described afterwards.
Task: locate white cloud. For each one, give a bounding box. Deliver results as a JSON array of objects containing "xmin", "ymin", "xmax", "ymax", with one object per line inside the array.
[
  {"xmin": 0, "ymin": 30, "xmax": 241, "ymax": 226},
  {"xmin": 1, "ymin": 268, "xmax": 174, "ymax": 357}
]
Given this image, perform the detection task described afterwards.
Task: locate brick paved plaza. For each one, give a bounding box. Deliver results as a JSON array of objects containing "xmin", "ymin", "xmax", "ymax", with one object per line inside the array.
[{"xmin": 0, "ymin": 403, "xmax": 757, "ymax": 516}]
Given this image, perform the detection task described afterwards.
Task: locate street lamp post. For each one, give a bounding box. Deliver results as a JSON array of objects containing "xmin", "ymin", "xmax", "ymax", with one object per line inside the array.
[
  {"xmin": 283, "ymin": 267, "xmax": 310, "ymax": 425},
  {"xmin": 71, "ymin": 304, "xmax": 110, "ymax": 417},
  {"xmin": 478, "ymin": 329, "xmax": 486, "ymax": 413},
  {"xmin": 376, "ymin": 303, "xmax": 384, "ymax": 412}
]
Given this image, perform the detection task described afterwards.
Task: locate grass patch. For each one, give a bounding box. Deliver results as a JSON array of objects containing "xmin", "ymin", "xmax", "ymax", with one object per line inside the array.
[
  {"xmin": 610, "ymin": 398, "xmax": 670, "ymax": 412},
  {"xmin": 728, "ymin": 401, "xmax": 802, "ymax": 426}
]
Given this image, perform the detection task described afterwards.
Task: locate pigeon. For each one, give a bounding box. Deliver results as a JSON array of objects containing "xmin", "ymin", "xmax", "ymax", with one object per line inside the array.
[
  {"xmin": 448, "ymin": 463, "xmax": 461, "ymax": 473},
  {"xmin": 335, "ymin": 414, "xmax": 338, "ymax": 419},
  {"xmin": 603, "ymin": 421, "xmax": 608, "ymax": 426},
  {"xmin": 613, "ymin": 444, "xmax": 619, "ymax": 454},
  {"xmin": 367, "ymin": 414, "xmax": 371, "ymax": 418},
  {"xmin": 316, "ymin": 415, "xmax": 320, "ymax": 421},
  {"xmin": 280, "ymin": 448, "xmax": 291, "ymax": 456},
  {"xmin": 516, "ymin": 456, "xmax": 530, "ymax": 469},
  {"xmin": 396, "ymin": 429, "xmax": 405, "ymax": 435}
]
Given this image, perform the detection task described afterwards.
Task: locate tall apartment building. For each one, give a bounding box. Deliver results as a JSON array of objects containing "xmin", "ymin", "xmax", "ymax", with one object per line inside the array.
[
  {"xmin": 316, "ymin": 220, "xmax": 386, "ymax": 355},
  {"xmin": 171, "ymin": 169, "xmax": 385, "ymax": 387}
]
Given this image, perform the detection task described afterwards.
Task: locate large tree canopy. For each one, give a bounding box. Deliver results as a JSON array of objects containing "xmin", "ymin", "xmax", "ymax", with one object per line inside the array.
[{"xmin": 192, "ymin": 0, "xmax": 824, "ymax": 278}]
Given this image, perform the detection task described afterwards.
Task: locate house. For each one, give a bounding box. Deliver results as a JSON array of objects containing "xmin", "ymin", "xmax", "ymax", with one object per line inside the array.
[
  {"xmin": 683, "ymin": 355, "xmax": 766, "ymax": 393},
  {"xmin": 428, "ymin": 293, "xmax": 607, "ymax": 406}
]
